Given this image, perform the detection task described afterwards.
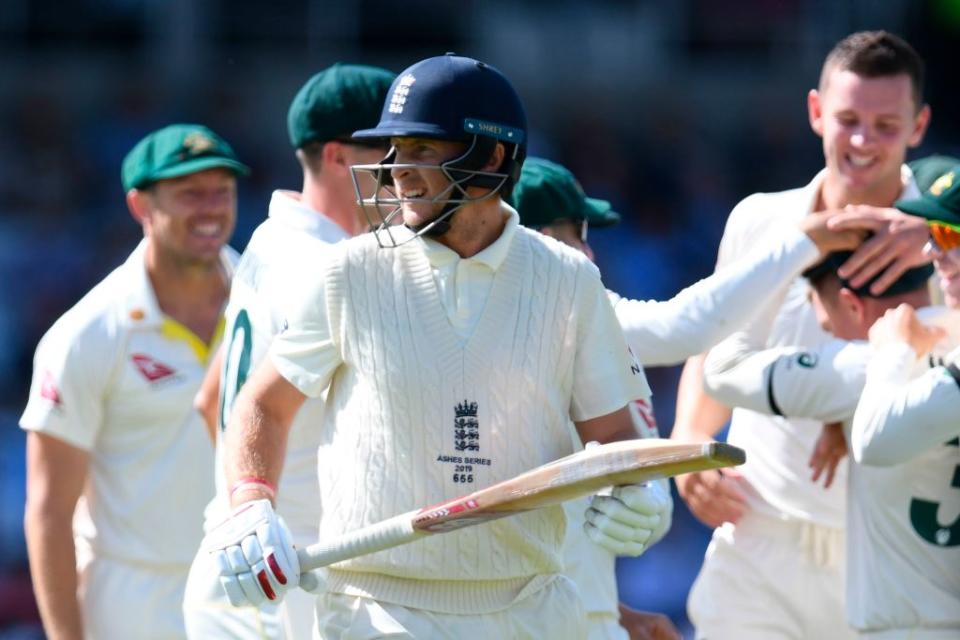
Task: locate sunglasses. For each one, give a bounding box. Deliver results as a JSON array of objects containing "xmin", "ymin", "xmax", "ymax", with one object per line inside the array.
[{"xmin": 929, "ymin": 222, "xmax": 960, "ymax": 253}]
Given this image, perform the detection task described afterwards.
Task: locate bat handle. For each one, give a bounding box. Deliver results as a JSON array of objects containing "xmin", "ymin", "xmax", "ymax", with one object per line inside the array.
[{"xmin": 297, "ymin": 510, "xmax": 423, "ymax": 574}]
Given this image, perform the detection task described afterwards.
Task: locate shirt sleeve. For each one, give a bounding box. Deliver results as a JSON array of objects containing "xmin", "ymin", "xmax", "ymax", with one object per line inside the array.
[
  {"xmin": 268, "ymin": 257, "xmax": 343, "ymax": 398},
  {"xmin": 704, "ymin": 337, "xmax": 870, "ymax": 423},
  {"xmin": 570, "ymin": 262, "xmax": 652, "ymax": 422},
  {"xmin": 615, "ymin": 228, "xmax": 819, "ymax": 367},
  {"xmin": 19, "ymin": 320, "xmax": 110, "ymax": 451},
  {"xmin": 851, "ymin": 343, "xmax": 960, "ymax": 466}
]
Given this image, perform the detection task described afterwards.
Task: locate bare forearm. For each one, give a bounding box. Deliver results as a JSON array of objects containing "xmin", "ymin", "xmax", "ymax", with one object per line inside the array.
[
  {"xmin": 671, "ymin": 354, "xmax": 731, "ymax": 441},
  {"xmin": 24, "ymin": 512, "xmax": 83, "ymax": 640},
  {"xmin": 225, "ymin": 397, "xmax": 290, "ymax": 505}
]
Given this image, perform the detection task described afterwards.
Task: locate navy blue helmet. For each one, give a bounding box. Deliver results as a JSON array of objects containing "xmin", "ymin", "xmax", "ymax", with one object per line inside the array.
[{"xmin": 350, "ymin": 53, "xmax": 528, "ymax": 245}]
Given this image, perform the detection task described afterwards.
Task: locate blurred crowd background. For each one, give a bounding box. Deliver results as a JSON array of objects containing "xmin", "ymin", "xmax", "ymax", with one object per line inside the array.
[{"xmin": 1, "ymin": 0, "xmax": 958, "ymax": 637}]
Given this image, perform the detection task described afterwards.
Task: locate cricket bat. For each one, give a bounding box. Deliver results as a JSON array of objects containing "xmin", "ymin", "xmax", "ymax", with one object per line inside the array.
[{"xmin": 297, "ymin": 439, "xmax": 744, "ymax": 578}]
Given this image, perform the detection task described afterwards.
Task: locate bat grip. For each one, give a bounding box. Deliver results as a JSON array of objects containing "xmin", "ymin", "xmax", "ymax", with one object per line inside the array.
[{"xmin": 297, "ymin": 510, "xmax": 422, "ymax": 573}]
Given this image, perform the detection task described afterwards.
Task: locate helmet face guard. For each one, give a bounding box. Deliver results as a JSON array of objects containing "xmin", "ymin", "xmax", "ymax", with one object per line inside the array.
[{"xmin": 350, "ymin": 135, "xmax": 522, "ymax": 248}]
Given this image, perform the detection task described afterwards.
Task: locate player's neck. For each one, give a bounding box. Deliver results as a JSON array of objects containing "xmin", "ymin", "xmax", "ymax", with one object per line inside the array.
[
  {"xmin": 819, "ymin": 173, "xmax": 903, "ymax": 210},
  {"xmin": 436, "ymin": 198, "xmax": 507, "ymax": 258},
  {"xmin": 301, "ymin": 175, "xmax": 364, "ymax": 237},
  {"xmin": 145, "ymin": 241, "xmax": 230, "ymax": 342}
]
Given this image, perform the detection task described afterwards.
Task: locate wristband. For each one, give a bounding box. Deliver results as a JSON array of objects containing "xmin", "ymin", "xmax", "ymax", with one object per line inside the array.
[{"xmin": 230, "ymin": 477, "xmax": 277, "ymax": 501}]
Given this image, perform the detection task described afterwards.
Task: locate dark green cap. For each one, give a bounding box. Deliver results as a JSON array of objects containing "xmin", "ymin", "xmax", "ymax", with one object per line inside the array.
[
  {"xmin": 287, "ymin": 63, "xmax": 396, "ymax": 149},
  {"xmin": 896, "ymin": 163, "xmax": 960, "ymax": 231},
  {"xmin": 511, "ymin": 157, "xmax": 621, "ymax": 229},
  {"xmin": 121, "ymin": 124, "xmax": 249, "ymax": 191},
  {"xmin": 802, "ymin": 250, "xmax": 933, "ymax": 298},
  {"xmin": 909, "ymin": 154, "xmax": 960, "ymax": 193}
]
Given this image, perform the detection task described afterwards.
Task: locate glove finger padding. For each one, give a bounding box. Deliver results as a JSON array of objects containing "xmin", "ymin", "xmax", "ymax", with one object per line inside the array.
[
  {"xmin": 584, "ymin": 521, "xmax": 648, "ymax": 557},
  {"xmin": 585, "ymin": 504, "xmax": 656, "ymax": 543},
  {"xmin": 202, "ymin": 499, "xmax": 300, "ymax": 607},
  {"xmin": 590, "ymin": 495, "xmax": 663, "ymax": 529},
  {"xmin": 611, "ymin": 483, "xmax": 671, "ymax": 516}
]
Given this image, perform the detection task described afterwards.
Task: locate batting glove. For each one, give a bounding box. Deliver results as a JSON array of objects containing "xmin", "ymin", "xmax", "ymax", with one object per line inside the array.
[
  {"xmin": 202, "ymin": 499, "xmax": 300, "ymax": 607},
  {"xmin": 584, "ymin": 481, "xmax": 672, "ymax": 556}
]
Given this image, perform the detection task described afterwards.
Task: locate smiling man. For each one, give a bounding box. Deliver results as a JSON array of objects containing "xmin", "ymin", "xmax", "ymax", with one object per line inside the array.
[
  {"xmin": 674, "ymin": 31, "xmax": 934, "ymax": 640},
  {"xmin": 21, "ymin": 124, "xmax": 246, "ymax": 639},
  {"xmin": 200, "ymin": 54, "xmax": 658, "ymax": 638}
]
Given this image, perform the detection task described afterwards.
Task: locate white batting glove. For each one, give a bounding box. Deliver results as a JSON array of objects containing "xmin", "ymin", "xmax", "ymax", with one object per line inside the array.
[
  {"xmin": 584, "ymin": 481, "xmax": 672, "ymax": 556},
  {"xmin": 202, "ymin": 499, "xmax": 300, "ymax": 607}
]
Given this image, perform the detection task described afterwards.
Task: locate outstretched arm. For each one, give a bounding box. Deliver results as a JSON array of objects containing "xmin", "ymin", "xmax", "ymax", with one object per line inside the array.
[{"xmin": 194, "ymin": 345, "xmax": 224, "ymax": 443}]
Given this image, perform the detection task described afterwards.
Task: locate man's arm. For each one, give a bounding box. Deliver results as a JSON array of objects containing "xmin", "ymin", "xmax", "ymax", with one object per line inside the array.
[
  {"xmin": 24, "ymin": 432, "xmax": 89, "ymax": 640},
  {"xmin": 670, "ymin": 354, "xmax": 744, "ymax": 528},
  {"xmin": 617, "ymin": 213, "xmax": 862, "ymax": 367},
  {"xmin": 575, "ymin": 405, "xmax": 639, "ymax": 445},
  {"xmin": 194, "ymin": 345, "xmax": 224, "ymax": 443},
  {"xmin": 224, "ymin": 360, "xmax": 307, "ymax": 505}
]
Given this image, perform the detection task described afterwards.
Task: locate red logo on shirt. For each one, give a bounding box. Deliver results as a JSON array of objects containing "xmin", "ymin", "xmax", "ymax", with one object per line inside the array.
[
  {"xmin": 131, "ymin": 354, "xmax": 177, "ymax": 382},
  {"xmin": 632, "ymin": 398, "xmax": 659, "ymax": 438},
  {"xmin": 39, "ymin": 371, "xmax": 62, "ymax": 406}
]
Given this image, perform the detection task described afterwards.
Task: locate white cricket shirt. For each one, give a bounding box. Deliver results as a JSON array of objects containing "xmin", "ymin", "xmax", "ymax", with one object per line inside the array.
[
  {"xmin": 709, "ymin": 167, "xmax": 920, "ymax": 527},
  {"xmin": 20, "ymin": 241, "xmax": 235, "ymax": 567},
  {"xmin": 208, "ymin": 190, "xmax": 349, "ymax": 542}
]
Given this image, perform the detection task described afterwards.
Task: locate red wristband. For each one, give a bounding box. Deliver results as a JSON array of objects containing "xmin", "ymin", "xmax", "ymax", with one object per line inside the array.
[{"xmin": 230, "ymin": 477, "xmax": 277, "ymax": 501}]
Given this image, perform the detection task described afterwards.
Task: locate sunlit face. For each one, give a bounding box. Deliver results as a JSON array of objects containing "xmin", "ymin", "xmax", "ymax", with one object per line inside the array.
[
  {"xmin": 142, "ymin": 168, "xmax": 237, "ymax": 265},
  {"xmin": 809, "ymin": 69, "xmax": 928, "ymax": 204},
  {"xmin": 925, "ymin": 242, "xmax": 960, "ymax": 309},
  {"xmin": 538, "ymin": 219, "xmax": 594, "ymax": 262},
  {"xmin": 389, "ymin": 137, "xmax": 467, "ymax": 229}
]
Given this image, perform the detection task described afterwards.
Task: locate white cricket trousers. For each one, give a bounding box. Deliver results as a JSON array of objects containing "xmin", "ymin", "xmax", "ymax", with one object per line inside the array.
[
  {"xmin": 313, "ymin": 574, "xmax": 587, "ymax": 639},
  {"xmin": 687, "ymin": 510, "xmax": 855, "ymax": 640},
  {"xmin": 78, "ymin": 554, "xmax": 191, "ymax": 640}
]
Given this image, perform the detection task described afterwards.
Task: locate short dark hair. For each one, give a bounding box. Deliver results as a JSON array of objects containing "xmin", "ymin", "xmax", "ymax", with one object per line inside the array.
[{"xmin": 820, "ymin": 31, "xmax": 925, "ymax": 110}]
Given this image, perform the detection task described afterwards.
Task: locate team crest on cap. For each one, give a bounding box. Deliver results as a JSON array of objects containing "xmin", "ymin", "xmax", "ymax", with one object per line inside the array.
[
  {"xmin": 389, "ymin": 74, "xmax": 416, "ymax": 114},
  {"xmin": 183, "ymin": 132, "xmax": 215, "ymax": 156},
  {"xmin": 930, "ymin": 172, "xmax": 954, "ymax": 196}
]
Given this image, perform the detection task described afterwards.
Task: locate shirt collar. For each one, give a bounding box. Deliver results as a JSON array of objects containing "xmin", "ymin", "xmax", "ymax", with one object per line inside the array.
[
  {"xmin": 805, "ymin": 165, "xmax": 920, "ymax": 213},
  {"xmin": 418, "ymin": 203, "xmax": 519, "ymax": 271},
  {"xmin": 118, "ymin": 239, "xmax": 235, "ymax": 329},
  {"xmin": 268, "ymin": 190, "xmax": 351, "ymax": 243}
]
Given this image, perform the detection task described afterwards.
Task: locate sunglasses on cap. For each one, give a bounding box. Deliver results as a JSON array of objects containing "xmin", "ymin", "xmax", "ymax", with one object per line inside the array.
[{"xmin": 929, "ymin": 222, "xmax": 960, "ymax": 253}]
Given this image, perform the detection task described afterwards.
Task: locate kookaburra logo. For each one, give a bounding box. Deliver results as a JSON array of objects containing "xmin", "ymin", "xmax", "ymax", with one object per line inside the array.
[{"xmin": 454, "ymin": 400, "xmax": 480, "ymax": 452}]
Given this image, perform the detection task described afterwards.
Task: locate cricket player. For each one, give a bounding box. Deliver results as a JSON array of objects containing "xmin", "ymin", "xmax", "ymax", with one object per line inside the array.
[
  {"xmin": 21, "ymin": 124, "xmax": 247, "ymax": 639},
  {"xmin": 183, "ymin": 64, "xmax": 394, "ymax": 640},
  {"xmin": 511, "ymin": 157, "xmax": 867, "ymax": 640},
  {"xmin": 199, "ymin": 53, "xmax": 666, "ymax": 638},
  {"xmin": 701, "ymin": 240, "xmax": 956, "ymax": 638},
  {"xmin": 672, "ymin": 31, "xmax": 934, "ymax": 639}
]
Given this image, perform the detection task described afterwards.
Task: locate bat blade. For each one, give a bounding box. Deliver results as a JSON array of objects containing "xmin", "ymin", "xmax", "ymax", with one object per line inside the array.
[{"xmin": 297, "ymin": 439, "xmax": 743, "ymax": 575}]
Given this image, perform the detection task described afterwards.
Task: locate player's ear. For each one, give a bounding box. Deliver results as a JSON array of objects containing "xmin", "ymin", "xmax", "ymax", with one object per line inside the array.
[
  {"xmin": 908, "ymin": 103, "xmax": 931, "ymax": 148},
  {"xmin": 127, "ymin": 188, "xmax": 151, "ymax": 228},
  {"xmin": 482, "ymin": 142, "xmax": 506, "ymax": 173},
  {"xmin": 808, "ymin": 89, "xmax": 824, "ymax": 137},
  {"xmin": 838, "ymin": 287, "xmax": 865, "ymax": 322},
  {"xmin": 322, "ymin": 141, "xmax": 350, "ymax": 175}
]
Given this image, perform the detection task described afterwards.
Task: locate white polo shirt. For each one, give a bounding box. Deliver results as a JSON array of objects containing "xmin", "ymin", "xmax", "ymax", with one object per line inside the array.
[{"xmin": 21, "ymin": 241, "xmax": 234, "ymax": 567}]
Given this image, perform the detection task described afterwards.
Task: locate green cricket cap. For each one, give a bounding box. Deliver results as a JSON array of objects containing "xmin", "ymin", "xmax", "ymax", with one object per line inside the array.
[
  {"xmin": 802, "ymin": 250, "xmax": 933, "ymax": 298},
  {"xmin": 287, "ymin": 63, "xmax": 396, "ymax": 149},
  {"xmin": 121, "ymin": 124, "xmax": 249, "ymax": 191},
  {"xmin": 511, "ymin": 157, "xmax": 621, "ymax": 229},
  {"xmin": 896, "ymin": 164, "xmax": 960, "ymax": 231},
  {"xmin": 909, "ymin": 154, "xmax": 960, "ymax": 193}
]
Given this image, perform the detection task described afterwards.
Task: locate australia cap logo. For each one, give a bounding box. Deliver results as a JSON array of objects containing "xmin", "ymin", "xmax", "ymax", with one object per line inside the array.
[{"xmin": 389, "ymin": 74, "xmax": 416, "ymax": 114}]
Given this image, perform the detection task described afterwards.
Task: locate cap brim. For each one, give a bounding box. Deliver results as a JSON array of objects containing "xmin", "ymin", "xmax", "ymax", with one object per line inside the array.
[
  {"xmin": 583, "ymin": 197, "xmax": 621, "ymax": 227},
  {"xmin": 895, "ymin": 195, "xmax": 960, "ymax": 227},
  {"xmin": 150, "ymin": 157, "xmax": 251, "ymax": 184}
]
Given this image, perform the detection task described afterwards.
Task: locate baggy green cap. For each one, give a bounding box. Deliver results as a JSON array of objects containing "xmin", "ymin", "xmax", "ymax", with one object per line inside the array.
[
  {"xmin": 896, "ymin": 164, "xmax": 960, "ymax": 231},
  {"xmin": 287, "ymin": 63, "xmax": 396, "ymax": 149},
  {"xmin": 121, "ymin": 124, "xmax": 249, "ymax": 191},
  {"xmin": 909, "ymin": 155, "xmax": 960, "ymax": 193},
  {"xmin": 511, "ymin": 157, "xmax": 621, "ymax": 229}
]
